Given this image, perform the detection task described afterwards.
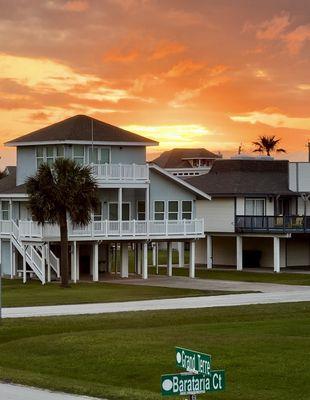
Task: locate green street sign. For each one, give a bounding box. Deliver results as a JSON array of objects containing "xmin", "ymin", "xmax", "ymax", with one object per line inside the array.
[
  {"xmin": 161, "ymin": 370, "xmax": 225, "ymax": 396},
  {"xmin": 175, "ymin": 347, "xmax": 211, "ymax": 375}
]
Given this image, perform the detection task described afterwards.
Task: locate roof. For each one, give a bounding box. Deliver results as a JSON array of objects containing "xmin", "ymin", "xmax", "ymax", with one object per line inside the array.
[
  {"xmin": 151, "ymin": 148, "xmax": 221, "ymax": 168},
  {"xmin": 5, "ymin": 115, "xmax": 158, "ymax": 147},
  {"xmin": 0, "ymin": 167, "xmax": 27, "ymax": 196},
  {"xmin": 149, "ymin": 164, "xmax": 211, "ymax": 200},
  {"xmin": 187, "ymin": 159, "xmax": 294, "ymax": 196}
]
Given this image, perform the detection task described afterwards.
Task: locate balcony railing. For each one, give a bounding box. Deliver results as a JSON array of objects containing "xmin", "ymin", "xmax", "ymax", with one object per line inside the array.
[
  {"xmin": 91, "ymin": 163, "xmax": 149, "ymax": 183},
  {"xmin": 0, "ymin": 219, "xmax": 204, "ymax": 240},
  {"xmin": 235, "ymin": 215, "xmax": 310, "ymax": 233}
]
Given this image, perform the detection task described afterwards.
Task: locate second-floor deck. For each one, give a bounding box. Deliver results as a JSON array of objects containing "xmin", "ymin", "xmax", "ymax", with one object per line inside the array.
[
  {"xmin": 235, "ymin": 215, "xmax": 310, "ymax": 234},
  {"xmin": 0, "ymin": 219, "xmax": 204, "ymax": 242},
  {"xmin": 91, "ymin": 163, "xmax": 149, "ymax": 185}
]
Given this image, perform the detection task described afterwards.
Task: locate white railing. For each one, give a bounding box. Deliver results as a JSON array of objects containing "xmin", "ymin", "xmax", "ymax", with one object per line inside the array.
[
  {"xmin": 91, "ymin": 163, "xmax": 149, "ymax": 182},
  {"xmin": 45, "ymin": 244, "xmax": 60, "ymax": 278},
  {"xmin": 15, "ymin": 219, "xmax": 204, "ymax": 240}
]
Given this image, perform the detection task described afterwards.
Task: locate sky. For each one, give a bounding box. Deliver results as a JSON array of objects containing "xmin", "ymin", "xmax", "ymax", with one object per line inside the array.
[{"xmin": 1, "ymin": 0, "xmax": 310, "ymax": 167}]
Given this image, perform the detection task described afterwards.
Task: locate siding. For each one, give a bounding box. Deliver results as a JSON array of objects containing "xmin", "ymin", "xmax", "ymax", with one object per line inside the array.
[
  {"xmin": 196, "ymin": 198, "xmax": 234, "ymax": 233},
  {"xmin": 16, "ymin": 146, "xmax": 36, "ymax": 185}
]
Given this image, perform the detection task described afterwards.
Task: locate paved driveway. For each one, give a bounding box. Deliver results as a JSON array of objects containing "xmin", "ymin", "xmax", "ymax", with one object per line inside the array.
[{"xmin": 0, "ymin": 383, "xmax": 103, "ymax": 400}]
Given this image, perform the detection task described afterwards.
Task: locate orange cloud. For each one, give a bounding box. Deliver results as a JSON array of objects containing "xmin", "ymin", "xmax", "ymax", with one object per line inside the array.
[
  {"xmin": 256, "ymin": 11, "xmax": 290, "ymax": 39},
  {"xmin": 166, "ymin": 60, "xmax": 205, "ymax": 78},
  {"xmin": 103, "ymin": 49, "xmax": 139, "ymax": 63},
  {"xmin": 284, "ymin": 25, "xmax": 310, "ymax": 54},
  {"xmin": 63, "ymin": 1, "xmax": 89, "ymax": 12},
  {"xmin": 149, "ymin": 41, "xmax": 186, "ymax": 60}
]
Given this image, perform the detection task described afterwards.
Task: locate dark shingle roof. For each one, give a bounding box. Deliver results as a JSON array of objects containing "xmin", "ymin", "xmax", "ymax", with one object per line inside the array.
[
  {"xmin": 0, "ymin": 166, "xmax": 26, "ymax": 195},
  {"xmin": 187, "ymin": 159, "xmax": 294, "ymax": 196},
  {"xmin": 152, "ymin": 148, "xmax": 221, "ymax": 168},
  {"xmin": 5, "ymin": 115, "xmax": 158, "ymax": 146}
]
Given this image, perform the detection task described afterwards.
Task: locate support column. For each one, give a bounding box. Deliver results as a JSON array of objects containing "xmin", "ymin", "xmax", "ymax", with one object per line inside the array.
[
  {"xmin": 167, "ymin": 242, "xmax": 173, "ymax": 276},
  {"xmin": 10, "ymin": 240, "xmax": 14, "ymax": 279},
  {"xmin": 207, "ymin": 235, "xmax": 213, "ymax": 269},
  {"xmin": 41, "ymin": 244, "xmax": 46, "ymax": 284},
  {"xmin": 145, "ymin": 185, "xmax": 150, "ymax": 220},
  {"xmin": 189, "ymin": 241, "xmax": 196, "ymax": 278},
  {"xmin": 120, "ymin": 242, "xmax": 129, "ymax": 278},
  {"xmin": 72, "ymin": 241, "xmax": 77, "ymax": 283},
  {"xmin": 142, "ymin": 242, "xmax": 148, "ymax": 279},
  {"xmin": 46, "ymin": 243, "xmax": 51, "ymax": 282},
  {"xmin": 76, "ymin": 243, "xmax": 80, "ymax": 281},
  {"xmin": 23, "ymin": 245, "xmax": 27, "ymax": 283},
  {"xmin": 236, "ymin": 236, "xmax": 243, "ymax": 271},
  {"xmin": 137, "ymin": 243, "xmax": 142, "ymax": 275},
  {"xmin": 273, "ymin": 236, "xmax": 280, "ymax": 273},
  {"xmin": 93, "ymin": 242, "xmax": 99, "ymax": 281},
  {"xmin": 178, "ymin": 242, "xmax": 184, "ymax": 268},
  {"xmin": 152, "ymin": 243, "xmax": 156, "ymax": 266}
]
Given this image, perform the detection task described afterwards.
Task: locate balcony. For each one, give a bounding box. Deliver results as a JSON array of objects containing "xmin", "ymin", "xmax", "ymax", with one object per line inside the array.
[
  {"xmin": 235, "ymin": 215, "xmax": 310, "ymax": 233},
  {"xmin": 91, "ymin": 163, "xmax": 149, "ymax": 185},
  {"xmin": 1, "ymin": 219, "xmax": 204, "ymax": 241}
]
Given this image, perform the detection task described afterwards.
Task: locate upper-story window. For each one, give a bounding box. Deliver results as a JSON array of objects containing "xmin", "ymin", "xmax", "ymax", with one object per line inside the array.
[
  {"xmin": 89, "ymin": 147, "xmax": 110, "ymax": 164},
  {"xmin": 137, "ymin": 201, "xmax": 145, "ymax": 220},
  {"xmin": 73, "ymin": 145, "xmax": 85, "ymax": 165},
  {"xmin": 168, "ymin": 201, "xmax": 178, "ymax": 220},
  {"xmin": 182, "ymin": 201, "xmax": 192, "ymax": 219},
  {"xmin": 36, "ymin": 146, "xmax": 64, "ymax": 168},
  {"xmin": 154, "ymin": 201, "xmax": 165, "ymax": 220},
  {"xmin": 1, "ymin": 201, "xmax": 9, "ymax": 220},
  {"xmin": 245, "ymin": 198, "xmax": 265, "ymax": 216}
]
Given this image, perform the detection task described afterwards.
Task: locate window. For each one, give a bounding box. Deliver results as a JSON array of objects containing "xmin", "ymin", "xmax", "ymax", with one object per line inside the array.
[
  {"xmin": 73, "ymin": 145, "xmax": 84, "ymax": 165},
  {"xmin": 182, "ymin": 201, "xmax": 192, "ymax": 220},
  {"xmin": 94, "ymin": 202, "xmax": 102, "ymax": 221},
  {"xmin": 168, "ymin": 201, "xmax": 178, "ymax": 220},
  {"xmin": 137, "ymin": 201, "xmax": 145, "ymax": 220},
  {"xmin": 109, "ymin": 203, "xmax": 130, "ymax": 221},
  {"xmin": 1, "ymin": 201, "xmax": 9, "ymax": 220},
  {"xmin": 245, "ymin": 198, "xmax": 265, "ymax": 216},
  {"xmin": 36, "ymin": 146, "xmax": 64, "ymax": 168},
  {"xmin": 154, "ymin": 201, "xmax": 165, "ymax": 220},
  {"xmin": 89, "ymin": 147, "xmax": 110, "ymax": 164}
]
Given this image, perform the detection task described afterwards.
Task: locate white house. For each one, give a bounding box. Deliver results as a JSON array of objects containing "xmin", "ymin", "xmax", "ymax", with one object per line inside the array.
[
  {"xmin": 0, "ymin": 115, "xmax": 210, "ymax": 284},
  {"xmin": 188, "ymin": 158, "xmax": 310, "ymax": 272}
]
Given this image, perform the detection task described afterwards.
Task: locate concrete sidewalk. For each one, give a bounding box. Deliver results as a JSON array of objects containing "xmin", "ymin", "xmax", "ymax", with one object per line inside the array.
[
  {"xmin": 0, "ymin": 382, "xmax": 103, "ymax": 400},
  {"xmin": 3, "ymin": 289, "xmax": 310, "ymax": 318}
]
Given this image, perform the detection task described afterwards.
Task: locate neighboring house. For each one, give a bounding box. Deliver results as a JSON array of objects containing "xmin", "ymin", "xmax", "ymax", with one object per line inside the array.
[
  {"xmin": 0, "ymin": 115, "xmax": 209, "ymax": 283},
  {"xmin": 188, "ymin": 159, "xmax": 310, "ymax": 272},
  {"xmin": 151, "ymin": 148, "xmax": 222, "ymax": 177}
]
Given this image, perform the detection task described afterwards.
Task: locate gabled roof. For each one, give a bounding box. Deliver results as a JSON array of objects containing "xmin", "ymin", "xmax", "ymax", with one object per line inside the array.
[
  {"xmin": 149, "ymin": 164, "xmax": 211, "ymax": 200},
  {"xmin": 152, "ymin": 148, "xmax": 221, "ymax": 169},
  {"xmin": 187, "ymin": 159, "xmax": 294, "ymax": 196},
  {"xmin": 5, "ymin": 115, "xmax": 158, "ymax": 147},
  {"xmin": 0, "ymin": 166, "xmax": 27, "ymax": 196}
]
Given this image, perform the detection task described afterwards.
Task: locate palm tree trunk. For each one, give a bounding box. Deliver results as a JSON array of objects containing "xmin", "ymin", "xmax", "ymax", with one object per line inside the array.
[{"xmin": 59, "ymin": 212, "xmax": 69, "ymax": 287}]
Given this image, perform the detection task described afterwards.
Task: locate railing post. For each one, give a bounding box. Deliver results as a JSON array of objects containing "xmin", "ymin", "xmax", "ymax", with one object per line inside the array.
[
  {"xmin": 105, "ymin": 220, "xmax": 108, "ymax": 237},
  {"xmin": 91, "ymin": 220, "xmax": 94, "ymax": 238},
  {"xmin": 183, "ymin": 219, "xmax": 186, "ymax": 236},
  {"xmin": 133, "ymin": 163, "xmax": 136, "ymax": 181},
  {"xmin": 166, "ymin": 219, "xmax": 168, "ymax": 237},
  {"xmin": 133, "ymin": 219, "xmax": 136, "ymax": 237}
]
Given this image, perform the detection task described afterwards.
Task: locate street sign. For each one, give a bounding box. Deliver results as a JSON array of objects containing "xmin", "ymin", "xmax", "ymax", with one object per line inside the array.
[
  {"xmin": 175, "ymin": 347, "xmax": 211, "ymax": 375},
  {"xmin": 161, "ymin": 370, "xmax": 225, "ymax": 396}
]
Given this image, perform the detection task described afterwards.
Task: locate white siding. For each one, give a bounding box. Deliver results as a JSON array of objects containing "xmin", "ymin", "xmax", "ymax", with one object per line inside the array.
[
  {"xmin": 289, "ymin": 162, "xmax": 310, "ymax": 192},
  {"xmin": 196, "ymin": 198, "xmax": 234, "ymax": 233}
]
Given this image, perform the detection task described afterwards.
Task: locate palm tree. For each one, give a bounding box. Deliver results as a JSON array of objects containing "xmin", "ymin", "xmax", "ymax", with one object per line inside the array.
[
  {"xmin": 252, "ymin": 135, "xmax": 286, "ymax": 156},
  {"xmin": 26, "ymin": 158, "xmax": 99, "ymax": 287}
]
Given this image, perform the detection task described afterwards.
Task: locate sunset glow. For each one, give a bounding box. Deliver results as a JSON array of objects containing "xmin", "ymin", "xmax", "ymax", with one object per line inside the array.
[{"xmin": 1, "ymin": 0, "xmax": 310, "ymax": 166}]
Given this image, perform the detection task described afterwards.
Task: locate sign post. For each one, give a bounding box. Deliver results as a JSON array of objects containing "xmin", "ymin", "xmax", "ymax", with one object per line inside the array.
[{"xmin": 161, "ymin": 347, "xmax": 226, "ymax": 398}]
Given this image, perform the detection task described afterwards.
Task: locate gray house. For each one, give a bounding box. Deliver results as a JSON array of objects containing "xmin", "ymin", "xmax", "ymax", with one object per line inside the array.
[
  {"xmin": 0, "ymin": 115, "xmax": 209, "ymax": 284},
  {"xmin": 189, "ymin": 158, "xmax": 310, "ymax": 272}
]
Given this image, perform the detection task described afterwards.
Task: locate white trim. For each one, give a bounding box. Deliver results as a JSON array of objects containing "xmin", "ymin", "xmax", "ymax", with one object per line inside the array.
[
  {"xmin": 149, "ymin": 164, "xmax": 211, "ymax": 200},
  {"xmin": 0, "ymin": 194, "xmax": 28, "ymax": 199},
  {"xmin": 5, "ymin": 140, "xmax": 157, "ymax": 147},
  {"xmin": 87, "ymin": 146, "xmax": 111, "ymax": 164}
]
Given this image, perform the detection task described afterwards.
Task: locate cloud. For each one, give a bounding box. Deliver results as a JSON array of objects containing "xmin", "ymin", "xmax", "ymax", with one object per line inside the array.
[
  {"xmin": 297, "ymin": 84, "xmax": 310, "ymax": 90},
  {"xmin": 63, "ymin": 1, "xmax": 89, "ymax": 11},
  {"xmin": 166, "ymin": 60, "xmax": 205, "ymax": 78},
  {"xmin": 103, "ymin": 49, "xmax": 139, "ymax": 63},
  {"xmin": 284, "ymin": 25, "xmax": 310, "ymax": 54},
  {"xmin": 149, "ymin": 41, "xmax": 186, "ymax": 61},
  {"xmin": 122, "ymin": 124, "xmax": 211, "ymax": 148},
  {"xmin": 230, "ymin": 111, "xmax": 310, "ymax": 130},
  {"xmin": 256, "ymin": 11, "xmax": 290, "ymax": 40}
]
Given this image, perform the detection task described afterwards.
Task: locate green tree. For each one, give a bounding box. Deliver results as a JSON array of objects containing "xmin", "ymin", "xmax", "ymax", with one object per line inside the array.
[
  {"xmin": 26, "ymin": 158, "xmax": 99, "ymax": 287},
  {"xmin": 252, "ymin": 135, "xmax": 286, "ymax": 156}
]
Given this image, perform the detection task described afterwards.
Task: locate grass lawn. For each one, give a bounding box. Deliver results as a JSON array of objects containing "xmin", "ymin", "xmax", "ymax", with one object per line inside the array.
[
  {"xmin": 2, "ymin": 279, "xmax": 239, "ymax": 308},
  {"xmin": 0, "ymin": 302, "xmax": 309, "ymax": 399},
  {"xmin": 149, "ymin": 266, "xmax": 310, "ymax": 286}
]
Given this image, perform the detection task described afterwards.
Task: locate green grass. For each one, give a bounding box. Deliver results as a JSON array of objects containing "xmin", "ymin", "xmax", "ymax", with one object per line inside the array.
[
  {"xmin": 0, "ymin": 303, "xmax": 309, "ymax": 399},
  {"xmin": 149, "ymin": 266, "xmax": 310, "ymax": 286},
  {"xmin": 2, "ymin": 279, "xmax": 237, "ymax": 308}
]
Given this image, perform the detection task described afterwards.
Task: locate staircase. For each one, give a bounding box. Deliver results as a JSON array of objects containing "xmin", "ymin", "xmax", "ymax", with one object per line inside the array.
[{"xmin": 11, "ymin": 220, "xmax": 60, "ymax": 284}]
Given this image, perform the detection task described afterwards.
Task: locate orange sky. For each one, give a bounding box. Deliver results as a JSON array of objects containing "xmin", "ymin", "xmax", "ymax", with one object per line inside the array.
[{"xmin": 1, "ymin": 0, "xmax": 310, "ymax": 167}]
